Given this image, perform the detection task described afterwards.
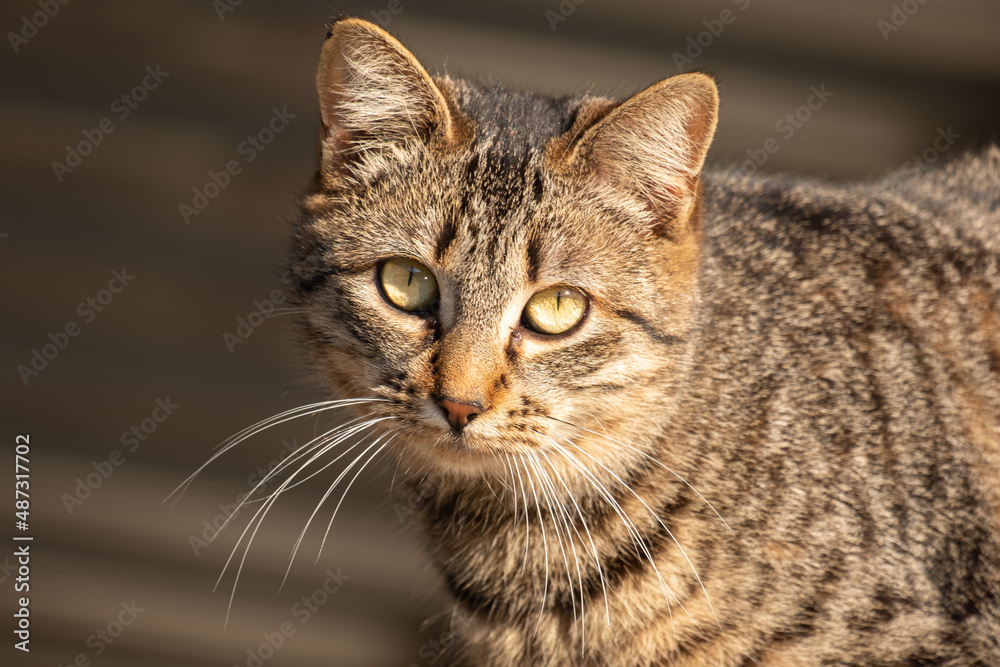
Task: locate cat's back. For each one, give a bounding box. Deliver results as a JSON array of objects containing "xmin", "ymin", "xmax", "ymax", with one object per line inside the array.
[
  {"xmin": 688, "ymin": 149, "xmax": 1000, "ymax": 664},
  {"xmin": 699, "ymin": 147, "xmax": 1000, "ymax": 353},
  {"xmin": 703, "ymin": 145, "xmax": 999, "ymax": 282},
  {"xmin": 698, "ymin": 146, "xmax": 1000, "ymax": 459}
]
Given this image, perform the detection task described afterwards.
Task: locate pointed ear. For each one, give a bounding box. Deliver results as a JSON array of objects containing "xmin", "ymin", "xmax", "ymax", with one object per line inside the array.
[
  {"xmin": 570, "ymin": 73, "xmax": 718, "ymax": 234},
  {"xmin": 316, "ymin": 18, "xmax": 454, "ymax": 183}
]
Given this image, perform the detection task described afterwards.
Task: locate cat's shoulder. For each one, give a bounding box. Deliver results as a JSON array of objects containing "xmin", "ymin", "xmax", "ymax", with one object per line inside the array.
[{"xmin": 701, "ymin": 146, "xmax": 1000, "ymax": 274}]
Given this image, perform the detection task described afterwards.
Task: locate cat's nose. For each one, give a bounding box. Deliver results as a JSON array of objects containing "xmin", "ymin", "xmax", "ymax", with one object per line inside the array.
[{"xmin": 437, "ymin": 397, "xmax": 483, "ymax": 433}]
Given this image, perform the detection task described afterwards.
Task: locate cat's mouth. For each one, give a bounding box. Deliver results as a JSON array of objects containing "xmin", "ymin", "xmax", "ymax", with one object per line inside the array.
[{"xmin": 380, "ymin": 399, "xmax": 547, "ymax": 473}]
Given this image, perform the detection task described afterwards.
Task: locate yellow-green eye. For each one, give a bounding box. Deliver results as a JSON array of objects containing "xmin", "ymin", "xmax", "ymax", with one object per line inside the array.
[
  {"xmin": 523, "ymin": 286, "xmax": 587, "ymax": 335},
  {"xmin": 380, "ymin": 258, "xmax": 439, "ymax": 312}
]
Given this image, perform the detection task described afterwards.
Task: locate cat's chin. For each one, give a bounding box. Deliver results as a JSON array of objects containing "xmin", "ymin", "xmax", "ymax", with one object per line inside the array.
[{"xmin": 393, "ymin": 430, "xmax": 524, "ymax": 478}]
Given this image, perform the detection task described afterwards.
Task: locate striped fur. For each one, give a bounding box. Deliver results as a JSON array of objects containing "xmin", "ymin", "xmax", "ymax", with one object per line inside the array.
[{"xmin": 288, "ymin": 18, "xmax": 1000, "ymax": 666}]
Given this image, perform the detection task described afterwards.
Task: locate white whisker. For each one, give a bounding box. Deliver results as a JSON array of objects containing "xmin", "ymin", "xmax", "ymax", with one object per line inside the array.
[
  {"xmin": 510, "ymin": 454, "xmax": 532, "ymax": 575},
  {"xmin": 537, "ymin": 446, "xmax": 610, "ymax": 631},
  {"xmin": 558, "ymin": 436, "xmax": 719, "ymax": 632},
  {"xmin": 530, "ymin": 451, "xmax": 587, "ymax": 654},
  {"xmin": 546, "ymin": 415, "xmax": 745, "ymax": 560},
  {"xmin": 213, "ymin": 416, "xmax": 390, "ymax": 626},
  {"xmin": 522, "ymin": 456, "xmax": 549, "ymax": 638},
  {"xmin": 166, "ymin": 398, "xmax": 385, "ymax": 503},
  {"xmin": 316, "ymin": 434, "xmax": 395, "ymax": 559},
  {"xmin": 527, "ymin": 452, "xmax": 577, "ymax": 627},
  {"xmin": 541, "ymin": 434, "xmax": 685, "ymax": 637},
  {"xmin": 280, "ymin": 423, "xmax": 396, "ymax": 583}
]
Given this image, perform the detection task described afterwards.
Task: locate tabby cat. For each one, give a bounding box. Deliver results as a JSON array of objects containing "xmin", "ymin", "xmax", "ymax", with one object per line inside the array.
[{"xmin": 279, "ymin": 17, "xmax": 1000, "ymax": 666}]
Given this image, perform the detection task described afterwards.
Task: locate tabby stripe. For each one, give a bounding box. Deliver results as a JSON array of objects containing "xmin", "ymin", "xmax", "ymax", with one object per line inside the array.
[
  {"xmin": 293, "ymin": 264, "xmax": 360, "ymax": 295},
  {"xmin": 457, "ymin": 154, "xmax": 479, "ymax": 219},
  {"xmin": 530, "ymin": 170, "xmax": 544, "ymax": 205},
  {"xmin": 754, "ymin": 190, "xmax": 844, "ymax": 234},
  {"xmin": 295, "ymin": 271, "xmax": 332, "ymax": 294},
  {"xmin": 544, "ymin": 331, "xmax": 623, "ymax": 383},
  {"xmin": 435, "ymin": 216, "xmax": 458, "ymax": 261},
  {"xmin": 580, "ymin": 489, "xmax": 694, "ymax": 599},
  {"xmin": 609, "ymin": 307, "xmax": 682, "ymax": 346},
  {"xmin": 436, "ymin": 487, "xmax": 695, "ymax": 623},
  {"xmin": 525, "ymin": 234, "xmax": 542, "ymax": 283},
  {"xmin": 442, "ymin": 568, "xmax": 504, "ymax": 621}
]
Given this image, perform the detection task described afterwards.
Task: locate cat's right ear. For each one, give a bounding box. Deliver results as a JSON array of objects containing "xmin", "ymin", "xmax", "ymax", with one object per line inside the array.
[{"xmin": 316, "ymin": 18, "xmax": 454, "ymax": 187}]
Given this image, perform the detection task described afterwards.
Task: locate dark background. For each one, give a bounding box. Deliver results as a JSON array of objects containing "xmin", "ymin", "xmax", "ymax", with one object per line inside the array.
[{"xmin": 1, "ymin": 1, "xmax": 997, "ymax": 665}]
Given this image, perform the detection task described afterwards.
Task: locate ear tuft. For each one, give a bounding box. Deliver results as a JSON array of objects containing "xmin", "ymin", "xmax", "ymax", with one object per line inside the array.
[{"xmin": 316, "ymin": 18, "xmax": 453, "ymax": 181}]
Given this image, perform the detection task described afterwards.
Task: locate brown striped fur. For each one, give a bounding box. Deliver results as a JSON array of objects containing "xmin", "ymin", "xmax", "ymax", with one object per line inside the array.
[{"xmin": 289, "ymin": 18, "xmax": 1000, "ymax": 666}]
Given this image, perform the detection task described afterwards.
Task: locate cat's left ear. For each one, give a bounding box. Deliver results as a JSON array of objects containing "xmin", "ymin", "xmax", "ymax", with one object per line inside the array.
[
  {"xmin": 569, "ymin": 73, "xmax": 719, "ymax": 235},
  {"xmin": 315, "ymin": 18, "xmax": 454, "ymax": 185}
]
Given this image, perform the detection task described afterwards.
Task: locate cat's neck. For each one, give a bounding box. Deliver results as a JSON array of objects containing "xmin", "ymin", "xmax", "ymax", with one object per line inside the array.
[{"xmin": 405, "ymin": 436, "xmax": 742, "ymax": 662}]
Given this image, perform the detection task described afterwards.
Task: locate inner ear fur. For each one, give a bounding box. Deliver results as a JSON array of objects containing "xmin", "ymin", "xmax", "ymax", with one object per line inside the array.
[
  {"xmin": 561, "ymin": 73, "xmax": 720, "ymax": 237},
  {"xmin": 315, "ymin": 18, "xmax": 455, "ymax": 182}
]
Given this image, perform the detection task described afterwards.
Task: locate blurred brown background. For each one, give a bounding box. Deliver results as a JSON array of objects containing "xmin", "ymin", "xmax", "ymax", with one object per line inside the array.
[{"xmin": 1, "ymin": 1, "xmax": 997, "ymax": 665}]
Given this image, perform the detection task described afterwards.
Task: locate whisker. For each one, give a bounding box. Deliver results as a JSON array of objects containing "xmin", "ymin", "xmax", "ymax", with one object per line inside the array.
[
  {"xmin": 510, "ymin": 454, "xmax": 532, "ymax": 575},
  {"xmin": 537, "ymin": 446, "xmax": 610, "ymax": 631},
  {"xmin": 167, "ymin": 398, "xmax": 385, "ymax": 503},
  {"xmin": 229, "ymin": 413, "xmax": 381, "ymax": 512},
  {"xmin": 252, "ymin": 415, "xmax": 389, "ymax": 500},
  {"xmin": 545, "ymin": 415, "xmax": 746, "ymax": 559},
  {"xmin": 215, "ymin": 417, "xmax": 390, "ymax": 625},
  {"xmin": 540, "ymin": 434, "xmax": 685, "ymax": 636},
  {"xmin": 522, "ymin": 456, "xmax": 550, "ymax": 638},
  {"xmin": 527, "ymin": 452, "xmax": 577, "ymax": 627},
  {"xmin": 558, "ymin": 436, "xmax": 719, "ymax": 632},
  {"xmin": 316, "ymin": 434, "xmax": 395, "ymax": 559},
  {"xmin": 215, "ymin": 416, "xmax": 392, "ymax": 536},
  {"xmin": 530, "ymin": 451, "xmax": 586, "ymax": 653},
  {"xmin": 502, "ymin": 453, "xmax": 519, "ymax": 530},
  {"xmin": 279, "ymin": 425, "xmax": 397, "ymax": 585}
]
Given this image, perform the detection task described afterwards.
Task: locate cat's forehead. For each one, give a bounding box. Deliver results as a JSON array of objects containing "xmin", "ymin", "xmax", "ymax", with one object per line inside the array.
[
  {"xmin": 447, "ymin": 80, "xmax": 579, "ymax": 150},
  {"xmin": 312, "ymin": 79, "xmax": 650, "ymax": 304}
]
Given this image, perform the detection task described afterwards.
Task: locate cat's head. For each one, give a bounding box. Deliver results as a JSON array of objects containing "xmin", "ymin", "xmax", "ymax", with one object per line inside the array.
[{"xmin": 289, "ymin": 18, "xmax": 718, "ymax": 480}]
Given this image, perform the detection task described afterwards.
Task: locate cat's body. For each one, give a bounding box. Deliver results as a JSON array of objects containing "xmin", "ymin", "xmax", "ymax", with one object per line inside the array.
[
  {"xmin": 285, "ymin": 18, "xmax": 1000, "ymax": 666},
  {"xmin": 408, "ymin": 161, "xmax": 1000, "ymax": 666}
]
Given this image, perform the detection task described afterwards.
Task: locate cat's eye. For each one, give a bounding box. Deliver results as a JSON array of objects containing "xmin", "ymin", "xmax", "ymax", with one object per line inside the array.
[
  {"xmin": 379, "ymin": 257, "xmax": 439, "ymax": 312},
  {"xmin": 522, "ymin": 286, "xmax": 587, "ymax": 335}
]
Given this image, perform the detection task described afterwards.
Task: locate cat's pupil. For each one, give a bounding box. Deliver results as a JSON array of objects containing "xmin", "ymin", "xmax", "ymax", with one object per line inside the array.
[
  {"xmin": 523, "ymin": 286, "xmax": 587, "ymax": 335},
  {"xmin": 379, "ymin": 257, "xmax": 439, "ymax": 313}
]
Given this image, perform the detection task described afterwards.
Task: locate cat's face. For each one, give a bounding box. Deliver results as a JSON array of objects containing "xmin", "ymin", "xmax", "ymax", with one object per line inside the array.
[{"xmin": 290, "ymin": 19, "xmax": 718, "ymax": 479}]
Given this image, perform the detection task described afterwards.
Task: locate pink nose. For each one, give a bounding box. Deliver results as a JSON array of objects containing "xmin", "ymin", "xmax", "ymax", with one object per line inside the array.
[{"xmin": 438, "ymin": 398, "xmax": 483, "ymax": 433}]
